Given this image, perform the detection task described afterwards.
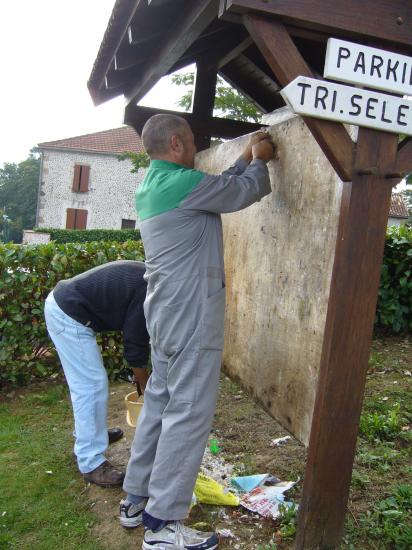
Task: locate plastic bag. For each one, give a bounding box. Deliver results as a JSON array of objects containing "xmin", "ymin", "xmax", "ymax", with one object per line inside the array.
[{"xmin": 194, "ymin": 473, "xmax": 239, "ymax": 506}]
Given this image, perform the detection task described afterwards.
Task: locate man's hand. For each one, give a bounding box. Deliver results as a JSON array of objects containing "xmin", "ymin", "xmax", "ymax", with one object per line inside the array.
[
  {"xmin": 132, "ymin": 367, "xmax": 150, "ymax": 394},
  {"xmin": 252, "ymin": 138, "xmax": 276, "ymax": 163},
  {"xmin": 240, "ymin": 131, "xmax": 270, "ymax": 163}
]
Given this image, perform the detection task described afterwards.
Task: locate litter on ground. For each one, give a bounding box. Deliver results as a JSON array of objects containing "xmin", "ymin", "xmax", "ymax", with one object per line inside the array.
[
  {"xmin": 240, "ymin": 480, "xmax": 298, "ymax": 520},
  {"xmin": 270, "ymin": 435, "xmax": 292, "ymax": 447},
  {"xmin": 198, "ymin": 440, "xmax": 298, "ymax": 519}
]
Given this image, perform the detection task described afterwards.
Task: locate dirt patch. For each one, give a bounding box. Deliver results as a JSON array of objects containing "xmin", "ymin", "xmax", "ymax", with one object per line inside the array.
[
  {"xmin": 83, "ymin": 336, "xmax": 411, "ymax": 549},
  {"xmin": 83, "ymin": 380, "xmax": 304, "ymax": 550}
]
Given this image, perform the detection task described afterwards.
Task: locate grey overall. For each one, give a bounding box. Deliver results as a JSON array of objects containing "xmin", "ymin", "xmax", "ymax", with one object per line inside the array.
[{"xmin": 123, "ymin": 157, "xmax": 271, "ymax": 520}]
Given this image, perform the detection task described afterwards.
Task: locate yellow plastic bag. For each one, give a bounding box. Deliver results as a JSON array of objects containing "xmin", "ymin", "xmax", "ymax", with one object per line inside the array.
[{"xmin": 194, "ymin": 474, "xmax": 239, "ymax": 506}]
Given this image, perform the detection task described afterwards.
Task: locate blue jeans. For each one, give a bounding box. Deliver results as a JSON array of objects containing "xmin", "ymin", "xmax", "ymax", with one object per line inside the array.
[{"xmin": 44, "ymin": 292, "xmax": 109, "ymax": 473}]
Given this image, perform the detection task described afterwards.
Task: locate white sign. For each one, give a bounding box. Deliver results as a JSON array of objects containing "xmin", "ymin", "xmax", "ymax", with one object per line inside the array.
[
  {"xmin": 324, "ymin": 38, "xmax": 412, "ymax": 97},
  {"xmin": 281, "ymin": 76, "xmax": 412, "ymax": 135}
]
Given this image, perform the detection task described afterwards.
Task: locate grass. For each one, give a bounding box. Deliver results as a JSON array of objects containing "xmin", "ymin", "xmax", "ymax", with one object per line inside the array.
[
  {"xmin": 344, "ymin": 485, "xmax": 412, "ymax": 549},
  {"xmin": 0, "ymin": 383, "xmax": 105, "ymax": 550},
  {"xmin": 342, "ymin": 337, "xmax": 412, "ymax": 549},
  {"xmin": 0, "ymin": 336, "xmax": 410, "ymax": 549}
]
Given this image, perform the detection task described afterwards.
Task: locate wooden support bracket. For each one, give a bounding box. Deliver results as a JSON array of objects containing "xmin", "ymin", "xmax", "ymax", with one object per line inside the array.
[
  {"xmin": 225, "ymin": 0, "xmax": 412, "ymax": 48},
  {"xmin": 191, "ymin": 61, "xmax": 218, "ymax": 151},
  {"xmin": 243, "ymin": 14, "xmax": 354, "ymax": 181}
]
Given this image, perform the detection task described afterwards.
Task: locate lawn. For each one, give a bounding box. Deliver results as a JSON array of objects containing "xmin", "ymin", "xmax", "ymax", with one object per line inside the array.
[{"xmin": 0, "ymin": 336, "xmax": 411, "ymax": 549}]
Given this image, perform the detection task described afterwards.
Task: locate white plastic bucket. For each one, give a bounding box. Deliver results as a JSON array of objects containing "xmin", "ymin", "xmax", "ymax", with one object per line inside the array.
[{"xmin": 124, "ymin": 390, "xmax": 144, "ymax": 428}]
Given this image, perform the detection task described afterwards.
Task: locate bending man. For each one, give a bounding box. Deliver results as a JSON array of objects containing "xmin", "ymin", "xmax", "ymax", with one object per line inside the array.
[
  {"xmin": 121, "ymin": 115, "xmax": 276, "ymax": 549},
  {"xmin": 45, "ymin": 260, "xmax": 150, "ymax": 487}
]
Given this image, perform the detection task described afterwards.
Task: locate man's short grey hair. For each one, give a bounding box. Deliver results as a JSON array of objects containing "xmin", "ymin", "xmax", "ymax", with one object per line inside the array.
[{"xmin": 142, "ymin": 114, "xmax": 190, "ymax": 156}]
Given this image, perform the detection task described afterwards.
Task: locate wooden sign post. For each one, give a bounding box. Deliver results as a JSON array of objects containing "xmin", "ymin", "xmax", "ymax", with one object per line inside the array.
[{"xmin": 220, "ymin": 3, "xmax": 412, "ymax": 548}]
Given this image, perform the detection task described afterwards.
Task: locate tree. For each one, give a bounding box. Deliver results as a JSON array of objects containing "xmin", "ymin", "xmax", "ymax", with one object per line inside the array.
[
  {"xmin": 117, "ymin": 151, "xmax": 150, "ymax": 173},
  {"xmin": 0, "ymin": 150, "xmax": 40, "ymax": 243},
  {"xmin": 171, "ymin": 72, "xmax": 262, "ymax": 123}
]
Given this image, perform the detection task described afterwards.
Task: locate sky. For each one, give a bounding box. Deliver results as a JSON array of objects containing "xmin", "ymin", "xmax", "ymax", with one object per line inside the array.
[{"xmin": 0, "ymin": 0, "xmax": 190, "ymax": 168}]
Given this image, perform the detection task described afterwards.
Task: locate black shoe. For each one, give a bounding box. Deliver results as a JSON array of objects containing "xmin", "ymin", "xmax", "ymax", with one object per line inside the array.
[{"xmin": 108, "ymin": 427, "xmax": 123, "ymax": 444}]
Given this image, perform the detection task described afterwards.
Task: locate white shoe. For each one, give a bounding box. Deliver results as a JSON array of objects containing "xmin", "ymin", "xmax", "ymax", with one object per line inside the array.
[
  {"xmin": 142, "ymin": 520, "xmax": 219, "ymax": 549},
  {"xmin": 119, "ymin": 498, "xmax": 146, "ymax": 529}
]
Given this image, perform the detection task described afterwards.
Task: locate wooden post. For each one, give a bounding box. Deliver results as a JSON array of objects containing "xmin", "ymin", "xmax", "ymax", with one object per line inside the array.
[
  {"xmin": 191, "ymin": 60, "xmax": 218, "ymax": 151},
  {"xmin": 235, "ymin": 14, "xmax": 406, "ymax": 545},
  {"xmin": 295, "ymin": 128, "xmax": 398, "ymax": 549}
]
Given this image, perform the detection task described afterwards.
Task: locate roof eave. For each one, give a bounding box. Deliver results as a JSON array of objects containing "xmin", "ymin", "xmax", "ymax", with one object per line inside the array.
[
  {"xmin": 38, "ymin": 146, "xmax": 127, "ymax": 157},
  {"xmin": 88, "ymin": 0, "xmax": 141, "ymax": 106}
]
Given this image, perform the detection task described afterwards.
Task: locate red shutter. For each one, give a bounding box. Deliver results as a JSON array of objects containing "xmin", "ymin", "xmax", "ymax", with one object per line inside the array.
[
  {"xmin": 72, "ymin": 165, "xmax": 81, "ymax": 191},
  {"xmin": 66, "ymin": 208, "xmax": 76, "ymax": 229},
  {"xmin": 75, "ymin": 209, "xmax": 88, "ymax": 229},
  {"xmin": 79, "ymin": 165, "xmax": 90, "ymax": 192}
]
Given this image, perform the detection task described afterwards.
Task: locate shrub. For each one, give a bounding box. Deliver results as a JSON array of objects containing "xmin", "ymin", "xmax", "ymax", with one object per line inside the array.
[
  {"xmin": 34, "ymin": 228, "xmax": 141, "ymax": 243},
  {"xmin": 359, "ymin": 403, "xmax": 403, "ymax": 441},
  {"xmin": 375, "ymin": 224, "xmax": 412, "ymax": 333},
  {"xmin": 0, "ymin": 240, "xmax": 144, "ymax": 386},
  {"xmin": 357, "ymin": 484, "xmax": 412, "ymax": 549}
]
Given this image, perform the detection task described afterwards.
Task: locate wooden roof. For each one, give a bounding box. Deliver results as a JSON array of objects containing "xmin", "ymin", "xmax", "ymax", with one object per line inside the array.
[
  {"xmin": 88, "ymin": 0, "xmax": 412, "ymax": 162},
  {"xmin": 88, "ymin": 0, "xmax": 412, "ymax": 113}
]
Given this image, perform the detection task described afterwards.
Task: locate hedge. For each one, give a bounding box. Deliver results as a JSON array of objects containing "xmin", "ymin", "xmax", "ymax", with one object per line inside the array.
[
  {"xmin": 34, "ymin": 228, "xmax": 141, "ymax": 243},
  {"xmin": 0, "ymin": 240, "xmax": 144, "ymax": 387},
  {"xmin": 375, "ymin": 224, "xmax": 412, "ymax": 333},
  {"xmin": 1, "ymin": 225, "xmax": 410, "ymax": 387}
]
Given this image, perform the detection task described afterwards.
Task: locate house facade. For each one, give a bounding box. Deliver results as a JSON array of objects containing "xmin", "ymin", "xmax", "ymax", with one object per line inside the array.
[{"xmin": 36, "ymin": 127, "xmax": 145, "ymax": 231}]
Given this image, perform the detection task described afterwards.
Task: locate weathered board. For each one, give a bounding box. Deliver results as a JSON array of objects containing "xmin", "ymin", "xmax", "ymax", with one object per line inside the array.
[{"xmin": 195, "ymin": 111, "xmax": 345, "ymax": 445}]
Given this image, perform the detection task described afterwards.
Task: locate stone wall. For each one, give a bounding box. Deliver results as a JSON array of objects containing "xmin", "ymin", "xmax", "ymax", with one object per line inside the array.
[
  {"xmin": 22, "ymin": 230, "xmax": 50, "ymax": 244},
  {"xmin": 37, "ymin": 149, "xmax": 144, "ymax": 229},
  {"xmin": 195, "ymin": 110, "xmax": 344, "ymax": 445}
]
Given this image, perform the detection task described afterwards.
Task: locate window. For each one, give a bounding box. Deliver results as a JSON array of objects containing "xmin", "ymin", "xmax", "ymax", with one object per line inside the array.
[
  {"xmin": 121, "ymin": 219, "xmax": 136, "ymax": 229},
  {"xmin": 72, "ymin": 164, "xmax": 90, "ymax": 192},
  {"xmin": 66, "ymin": 208, "xmax": 88, "ymax": 229}
]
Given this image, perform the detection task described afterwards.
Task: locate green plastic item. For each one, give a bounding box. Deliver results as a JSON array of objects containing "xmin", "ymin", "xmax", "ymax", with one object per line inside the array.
[{"xmin": 209, "ymin": 438, "xmax": 220, "ymax": 455}]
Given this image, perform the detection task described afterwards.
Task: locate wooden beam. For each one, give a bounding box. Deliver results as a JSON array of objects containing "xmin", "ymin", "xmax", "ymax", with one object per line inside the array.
[
  {"xmin": 296, "ymin": 128, "xmax": 398, "ymax": 548},
  {"xmin": 114, "ymin": 41, "xmax": 156, "ymax": 71},
  {"xmin": 220, "ymin": 55, "xmax": 283, "ymax": 113},
  {"xmin": 124, "ymin": 0, "xmax": 220, "ymax": 105},
  {"xmin": 223, "ymin": 0, "xmax": 412, "ymax": 47},
  {"xmin": 105, "ymin": 63, "xmax": 145, "ymax": 89},
  {"xmin": 216, "ymin": 36, "xmax": 253, "ymax": 69},
  {"xmin": 191, "ymin": 62, "xmax": 218, "ymax": 150},
  {"xmin": 124, "ymin": 104, "xmax": 264, "ymax": 138},
  {"xmin": 243, "ymin": 14, "xmax": 353, "ymax": 181},
  {"xmin": 168, "ymin": 30, "xmax": 251, "ymax": 74}
]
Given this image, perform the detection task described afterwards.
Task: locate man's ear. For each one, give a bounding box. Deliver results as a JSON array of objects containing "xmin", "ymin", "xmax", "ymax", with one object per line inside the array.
[{"xmin": 170, "ymin": 134, "xmax": 183, "ymax": 153}]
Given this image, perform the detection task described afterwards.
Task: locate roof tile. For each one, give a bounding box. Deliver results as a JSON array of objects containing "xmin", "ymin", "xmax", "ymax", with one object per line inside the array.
[
  {"xmin": 390, "ymin": 194, "xmax": 409, "ymax": 218},
  {"xmin": 38, "ymin": 126, "xmax": 144, "ymax": 155}
]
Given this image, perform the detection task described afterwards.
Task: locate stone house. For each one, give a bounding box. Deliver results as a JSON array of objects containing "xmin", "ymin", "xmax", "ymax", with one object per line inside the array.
[{"xmin": 35, "ymin": 126, "xmax": 144, "ymax": 231}]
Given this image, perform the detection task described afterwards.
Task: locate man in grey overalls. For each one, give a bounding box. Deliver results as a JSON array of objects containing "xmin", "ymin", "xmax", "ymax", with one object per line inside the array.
[{"xmin": 120, "ymin": 114, "xmax": 276, "ymax": 550}]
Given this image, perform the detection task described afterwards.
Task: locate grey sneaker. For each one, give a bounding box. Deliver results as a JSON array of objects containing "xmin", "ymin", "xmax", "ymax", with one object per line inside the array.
[
  {"xmin": 119, "ymin": 498, "xmax": 146, "ymax": 529},
  {"xmin": 142, "ymin": 521, "xmax": 218, "ymax": 549}
]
